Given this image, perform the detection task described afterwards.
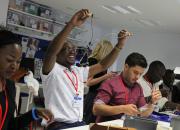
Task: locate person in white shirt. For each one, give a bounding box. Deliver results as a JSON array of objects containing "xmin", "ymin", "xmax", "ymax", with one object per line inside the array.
[
  {"xmin": 138, "ymin": 60, "xmax": 179, "ymax": 111},
  {"xmin": 41, "ymin": 9, "xmax": 131, "ymax": 130}
]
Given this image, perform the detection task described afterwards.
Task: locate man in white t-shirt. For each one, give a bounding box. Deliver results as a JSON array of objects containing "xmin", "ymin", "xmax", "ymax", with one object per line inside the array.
[
  {"xmin": 138, "ymin": 60, "xmax": 179, "ymax": 111},
  {"xmin": 41, "ymin": 9, "xmax": 131, "ymax": 130}
]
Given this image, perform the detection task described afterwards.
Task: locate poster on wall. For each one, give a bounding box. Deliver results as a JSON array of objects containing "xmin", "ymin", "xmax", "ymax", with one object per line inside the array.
[
  {"xmin": 21, "ymin": 37, "xmax": 40, "ymax": 58},
  {"xmin": 15, "ymin": 34, "xmax": 50, "ymax": 82}
]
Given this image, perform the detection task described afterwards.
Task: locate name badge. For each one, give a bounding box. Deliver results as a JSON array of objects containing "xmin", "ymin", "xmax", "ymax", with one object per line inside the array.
[{"xmin": 72, "ymin": 95, "xmax": 82, "ymax": 108}]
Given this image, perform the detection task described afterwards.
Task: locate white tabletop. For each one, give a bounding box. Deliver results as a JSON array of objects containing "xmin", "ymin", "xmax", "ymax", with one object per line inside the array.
[{"xmin": 62, "ymin": 119, "xmax": 171, "ymax": 130}]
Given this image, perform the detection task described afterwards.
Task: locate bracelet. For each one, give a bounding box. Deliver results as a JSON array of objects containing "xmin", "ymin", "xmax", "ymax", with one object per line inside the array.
[
  {"xmin": 32, "ymin": 107, "xmax": 40, "ymax": 120},
  {"xmin": 115, "ymin": 46, "xmax": 122, "ymax": 51}
]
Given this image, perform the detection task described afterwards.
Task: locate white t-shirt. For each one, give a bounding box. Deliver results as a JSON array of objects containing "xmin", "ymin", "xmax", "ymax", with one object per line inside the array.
[
  {"xmin": 137, "ymin": 77, "xmax": 152, "ymax": 97},
  {"xmin": 138, "ymin": 77, "xmax": 168, "ymax": 110},
  {"xmin": 41, "ymin": 63, "xmax": 89, "ymax": 123}
]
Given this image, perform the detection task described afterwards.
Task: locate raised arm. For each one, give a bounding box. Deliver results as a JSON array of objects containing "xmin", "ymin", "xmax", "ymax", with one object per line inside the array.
[
  {"xmin": 42, "ymin": 9, "xmax": 91, "ymax": 74},
  {"xmin": 88, "ymin": 30, "xmax": 130, "ymax": 78},
  {"xmin": 86, "ymin": 72, "xmax": 116, "ymax": 87}
]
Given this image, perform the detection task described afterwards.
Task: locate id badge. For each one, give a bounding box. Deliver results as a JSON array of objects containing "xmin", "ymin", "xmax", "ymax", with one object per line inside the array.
[{"xmin": 72, "ymin": 95, "xmax": 82, "ymax": 108}]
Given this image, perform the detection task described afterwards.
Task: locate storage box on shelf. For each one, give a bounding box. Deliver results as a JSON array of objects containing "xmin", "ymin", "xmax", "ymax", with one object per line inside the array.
[
  {"xmin": 9, "ymin": 0, "xmax": 24, "ymax": 11},
  {"xmin": 7, "ymin": 0, "xmax": 86, "ymax": 43},
  {"xmin": 7, "ymin": 7, "xmax": 53, "ymax": 33}
]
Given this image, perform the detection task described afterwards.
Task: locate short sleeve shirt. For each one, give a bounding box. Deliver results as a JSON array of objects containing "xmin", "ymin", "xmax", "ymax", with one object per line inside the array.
[{"xmin": 41, "ymin": 63, "xmax": 89, "ymax": 123}]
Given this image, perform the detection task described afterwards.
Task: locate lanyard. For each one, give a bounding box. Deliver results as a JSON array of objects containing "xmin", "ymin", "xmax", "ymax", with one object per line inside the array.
[
  {"xmin": 0, "ymin": 80, "xmax": 8, "ymax": 130},
  {"xmin": 64, "ymin": 70, "xmax": 79, "ymax": 95},
  {"xmin": 119, "ymin": 76, "xmax": 129, "ymax": 104}
]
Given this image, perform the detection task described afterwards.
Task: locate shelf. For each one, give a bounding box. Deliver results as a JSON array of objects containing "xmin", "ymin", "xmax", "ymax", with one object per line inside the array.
[
  {"xmin": 53, "ymin": 20, "xmax": 87, "ymax": 32},
  {"xmin": 7, "ymin": 22, "xmax": 82, "ymax": 42},
  {"xmin": 9, "ymin": 28, "xmax": 53, "ymax": 41},
  {"xmin": 7, "ymin": 22, "xmax": 52, "ymax": 35},
  {"xmin": 53, "ymin": 20, "xmax": 66, "ymax": 26},
  {"xmin": 9, "ymin": 7, "xmax": 87, "ymax": 32},
  {"xmin": 8, "ymin": 8, "xmax": 53, "ymax": 22},
  {"xmin": 25, "ymin": 0, "xmax": 51, "ymax": 10},
  {"xmin": 67, "ymin": 36, "xmax": 82, "ymax": 42}
]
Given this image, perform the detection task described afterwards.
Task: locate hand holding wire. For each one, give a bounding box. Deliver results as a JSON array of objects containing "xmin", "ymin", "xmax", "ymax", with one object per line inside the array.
[{"xmin": 117, "ymin": 30, "xmax": 133, "ymax": 39}]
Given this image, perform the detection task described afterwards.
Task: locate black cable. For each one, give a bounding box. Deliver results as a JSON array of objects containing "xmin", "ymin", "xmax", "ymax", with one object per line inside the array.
[
  {"xmin": 79, "ymin": 15, "xmax": 94, "ymax": 65},
  {"xmin": 89, "ymin": 14, "xmax": 94, "ymax": 48}
]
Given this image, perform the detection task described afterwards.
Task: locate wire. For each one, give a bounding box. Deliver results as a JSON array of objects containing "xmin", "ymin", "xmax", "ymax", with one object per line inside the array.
[
  {"xmin": 79, "ymin": 15, "xmax": 94, "ymax": 65},
  {"xmin": 89, "ymin": 15, "xmax": 94, "ymax": 48}
]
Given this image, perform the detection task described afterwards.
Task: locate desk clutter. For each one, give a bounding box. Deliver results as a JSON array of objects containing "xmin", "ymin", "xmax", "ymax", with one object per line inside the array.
[
  {"xmin": 123, "ymin": 116, "xmax": 157, "ymax": 130},
  {"xmin": 90, "ymin": 124, "xmax": 136, "ymax": 130}
]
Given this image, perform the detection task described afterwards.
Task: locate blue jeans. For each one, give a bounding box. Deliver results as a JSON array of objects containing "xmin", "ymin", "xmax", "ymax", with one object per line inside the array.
[{"xmin": 46, "ymin": 121, "xmax": 86, "ymax": 130}]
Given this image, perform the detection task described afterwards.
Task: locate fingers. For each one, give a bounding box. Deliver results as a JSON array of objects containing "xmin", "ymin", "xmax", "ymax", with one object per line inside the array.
[
  {"xmin": 80, "ymin": 9, "xmax": 92, "ymax": 20},
  {"xmin": 40, "ymin": 111, "xmax": 50, "ymax": 120},
  {"xmin": 152, "ymin": 90, "xmax": 162, "ymax": 98},
  {"xmin": 45, "ymin": 110, "xmax": 54, "ymax": 122},
  {"xmin": 151, "ymin": 90, "xmax": 162, "ymax": 104},
  {"xmin": 126, "ymin": 104, "xmax": 139, "ymax": 116},
  {"xmin": 37, "ymin": 109, "xmax": 54, "ymax": 122},
  {"xmin": 131, "ymin": 104, "xmax": 138, "ymax": 109},
  {"xmin": 108, "ymin": 72, "xmax": 117, "ymax": 76},
  {"xmin": 118, "ymin": 30, "xmax": 133, "ymax": 39}
]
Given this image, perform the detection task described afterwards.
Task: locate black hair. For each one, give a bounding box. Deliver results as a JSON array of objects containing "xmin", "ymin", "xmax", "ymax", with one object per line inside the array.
[
  {"xmin": 0, "ymin": 28, "xmax": 21, "ymax": 48},
  {"xmin": 163, "ymin": 69, "xmax": 175, "ymax": 87},
  {"xmin": 148, "ymin": 60, "xmax": 166, "ymax": 75},
  {"xmin": 125, "ymin": 52, "xmax": 147, "ymax": 68},
  {"xmin": 147, "ymin": 60, "xmax": 166, "ymax": 83}
]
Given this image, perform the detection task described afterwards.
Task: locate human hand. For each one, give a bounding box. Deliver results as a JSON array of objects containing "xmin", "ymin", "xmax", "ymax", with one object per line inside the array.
[
  {"xmin": 36, "ymin": 108, "xmax": 54, "ymax": 123},
  {"xmin": 123, "ymin": 104, "xmax": 139, "ymax": 116},
  {"xmin": 116, "ymin": 30, "xmax": 132, "ymax": 49},
  {"xmin": 151, "ymin": 90, "xmax": 162, "ymax": 105},
  {"xmin": 68, "ymin": 9, "xmax": 92, "ymax": 27},
  {"xmin": 106, "ymin": 72, "xmax": 117, "ymax": 78}
]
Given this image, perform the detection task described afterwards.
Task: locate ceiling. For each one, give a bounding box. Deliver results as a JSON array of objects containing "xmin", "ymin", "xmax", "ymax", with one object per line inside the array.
[{"xmin": 33, "ymin": 0, "xmax": 180, "ymax": 33}]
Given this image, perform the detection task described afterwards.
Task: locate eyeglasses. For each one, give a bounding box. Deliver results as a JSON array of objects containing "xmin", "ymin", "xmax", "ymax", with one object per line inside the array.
[{"xmin": 62, "ymin": 46, "xmax": 77, "ymax": 53}]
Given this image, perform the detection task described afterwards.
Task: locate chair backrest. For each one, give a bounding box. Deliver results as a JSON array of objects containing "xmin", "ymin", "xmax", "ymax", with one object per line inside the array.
[
  {"xmin": 170, "ymin": 116, "xmax": 180, "ymax": 130},
  {"xmin": 123, "ymin": 116, "xmax": 158, "ymax": 130}
]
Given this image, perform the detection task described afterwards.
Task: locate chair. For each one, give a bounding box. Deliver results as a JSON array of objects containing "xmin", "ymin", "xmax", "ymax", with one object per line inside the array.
[{"xmin": 15, "ymin": 83, "xmax": 34, "ymax": 113}]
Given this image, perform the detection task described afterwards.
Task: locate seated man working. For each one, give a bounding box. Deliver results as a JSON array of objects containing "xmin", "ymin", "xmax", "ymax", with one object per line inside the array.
[
  {"xmin": 138, "ymin": 61, "xmax": 180, "ymax": 111},
  {"xmin": 93, "ymin": 52, "xmax": 161, "ymax": 122}
]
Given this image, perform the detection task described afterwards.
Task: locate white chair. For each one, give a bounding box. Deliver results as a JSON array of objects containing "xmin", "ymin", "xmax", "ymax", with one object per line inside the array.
[
  {"xmin": 15, "ymin": 84, "xmax": 20, "ymax": 116},
  {"xmin": 15, "ymin": 83, "xmax": 34, "ymax": 113}
]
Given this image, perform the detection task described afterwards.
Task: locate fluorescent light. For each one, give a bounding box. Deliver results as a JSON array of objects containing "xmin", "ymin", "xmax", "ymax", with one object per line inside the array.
[
  {"xmin": 150, "ymin": 20, "xmax": 162, "ymax": 26},
  {"xmin": 102, "ymin": 5, "xmax": 117, "ymax": 14},
  {"xmin": 137, "ymin": 19, "xmax": 155, "ymax": 26},
  {"xmin": 127, "ymin": 6, "xmax": 142, "ymax": 14},
  {"xmin": 112, "ymin": 5, "xmax": 130, "ymax": 14}
]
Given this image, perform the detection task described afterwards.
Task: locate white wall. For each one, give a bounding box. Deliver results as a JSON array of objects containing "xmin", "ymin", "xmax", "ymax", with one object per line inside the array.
[
  {"xmin": 110, "ymin": 31, "xmax": 180, "ymax": 71},
  {"xmin": 2, "ymin": 0, "xmax": 179, "ymax": 70},
  {"xmin": 52, "ymin": 9, "xmax": 112, "ymax": 47},
  {"xmin": 0, "ymin": 0, "xmax": 9, "ymax": 26},
  {"xmin": 77, "ymin": 25, "xmax": 180, "ymax": 71}
]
